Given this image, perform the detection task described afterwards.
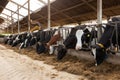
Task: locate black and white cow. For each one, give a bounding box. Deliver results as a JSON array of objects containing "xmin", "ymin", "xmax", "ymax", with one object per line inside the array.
[
  {"xmin": 56, "ymin": 26, "xmax": 98, "ymax": 60},
  {"xmin": 4, "ymin": 35, "xmax": 12, "ymax": 44},
  {"xmin": 29, "ymin": 31, "xmax": 38, "ymax": 46},
  {"xmin": 36, "ymin": 29, "xmax": 56, "ymax": 54},
  {"xmin": 55, "ymin": 27, "xmax": 78, "ymax": 60},
  {"xmin": 75, "ymin": 26, "xmax": 96, "ymax": 51},
  {"xmin": 7, "ymin": 34, "xmax": 17, "ymax": 45},
  {"xmin": 92, "ymin": 17, "xmax": 120, "ymax": 66},
  {"xmin": 12, "ymin": 34, "xmax": 22, "ymax": 47},
  {"xmin": 19, "ymin": 33, "xmax": 32, "ymax": 49},
  {"xmin": 63, "ymin": 27, "xmax": 78, "ymax": 49}
]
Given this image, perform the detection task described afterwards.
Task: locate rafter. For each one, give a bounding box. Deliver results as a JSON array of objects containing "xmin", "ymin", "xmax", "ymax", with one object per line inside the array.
[
  {"xmin": 51, "ymin": 0, "xmax": 94, "ymax": 16},
  {"xmin": 81, "ymin": 0, "xmax": 96, "ymax": 11},
  {"xmin": 0, "ymin": 17, "xmax": 11, "ymax": 22},
  {"xmin": 1, "ymin": 13, "xmax": 18, "ymax": 20},
  {"xmin": 81, "ymin": 0, "xmax": 107, "ymax": 18},
  {"xmin": 34, "ymin": 0, "xmax": 94, "ymax": 21},
  {"xmin": 55, "ymin": 5, "xmax": 120, "ymax": 23},
  {"xmin": 11, "ymin": 1, "xmax": 28, "ymax": 16},
  {"xmin": 8, "ymin": 0, "xmax": 34, "ymax": 12},
  {"xmin": 21, "ymin": 0, "xmax": 94, "ymax": 26},
  {"xmin": 10, "ymin": 0, "xmax": 61, "ymax": 27},
  {"xmin": 0, "ymin": 5, "xmax": 25, "ymax": 17},
  {"xmin": 37, "ymin": 0, "xmax": 46, "ymax": 5},
  {"xmin": 38, "ymin": 0, "xmax": 79, "ymax": 23}
]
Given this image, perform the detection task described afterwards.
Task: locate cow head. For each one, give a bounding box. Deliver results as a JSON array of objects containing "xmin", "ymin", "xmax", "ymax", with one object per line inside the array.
[
  {"xmin": 91, "ymin": 43, "xmax": 107, "ymax": 66},
  {"xmin": 82, "ymin": 28, "xmax": 92, "ymax": 45},
  {"xmin": 12, "ymin": 35, "xmax": 21, "ymax": 47},
  {"xmin": 36, "ymin": 42, "xmax": 47, "ymax": 54},
  {"xmin": 47, "ymin": 30, "xmax": 61, "ymax": 46},
  {"xmin": 57, "ymin": 45, "xmax": 67, "ymax": 60}
]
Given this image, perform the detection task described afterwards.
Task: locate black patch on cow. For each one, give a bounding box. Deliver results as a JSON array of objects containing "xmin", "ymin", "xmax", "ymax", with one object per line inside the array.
[
  {"xmin": 64, "ymin": 35, "xmax": 77, "ymax": 49},
  {"xmin": 63, "ymin": 28, "xmax": 77, "ymax": 49},
  {"xmin": 95, "ymin": 17, "xmax": 120, "ymax": 65},
  {"xmin": 57, "ymin": 45, "xmax": 67, "ymax": 60},
  {"xmin": 4, "ymin": 36, "xmax": 9, "ymax": 44},
  {"xmin": 36, "ymin": 42, "xmax": 46, "ymax": 54},
  {"xmin": 44, "ymin": 31, "xmax": 52, "ymax": 43},
  {"xmin": 39, "ymin": 31, "xmax": 46, "ymax": 42},
  {"xmin": 95, "ymin": 45, "xmax": 107, "ymax": 65},
  {"xmin": 12, "ymin": 40, "xmax": 21, "ymax": 47},
  {"xmin": 29, "ymin": 37, "xmax": 37, "ymax": 46}
]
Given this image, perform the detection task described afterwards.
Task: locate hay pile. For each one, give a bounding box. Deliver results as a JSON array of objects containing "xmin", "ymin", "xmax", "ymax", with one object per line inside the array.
[{"xmin": 4, "ymin": 44, "xmax": 120, "ymax": 80}]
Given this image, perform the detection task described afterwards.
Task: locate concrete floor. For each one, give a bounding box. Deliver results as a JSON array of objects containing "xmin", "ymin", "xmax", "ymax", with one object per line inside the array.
[{"xmin": 0, "ymin": 44, "xmax": 87, "ymax": 80}]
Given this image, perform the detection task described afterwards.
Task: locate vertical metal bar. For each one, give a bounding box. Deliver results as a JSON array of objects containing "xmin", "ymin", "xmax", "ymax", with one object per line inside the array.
[
  {"xmin": 48, "ymin": 0, "xmax": 51, "ymax": 29},
  {"xmin": 28, "ymin": 0, "xmax": 31, "ymax": 32},
  {"xmin": 61, "ymin": 28, "xmax": 63, "ymax": 41},
  {"xmin": 17, "ymin": 5, "xmax": 20, "ymax": 34},
  {"xmin": 11, "ymin": 11, "xmax": 13, "ymax": 34},
  {"xmin": 115, "ymin": 23, "xmax": 119, "ymax": 52},
  {"xmin": 97, "ymin": 0, "xmax": 102, "ymax": 40}
]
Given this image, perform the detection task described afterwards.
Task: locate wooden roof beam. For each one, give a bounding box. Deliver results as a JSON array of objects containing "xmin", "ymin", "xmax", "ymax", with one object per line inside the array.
[
  {"xmin": 8, "ymin": 0, "xmax": 34, "ymax": 12},
  {"xmin": 11, "ymin": 1, "xmax": 28, "ymax": 16},
  {"xmin": 34, "ymin": 0, "xmax": 60, "ymax": 26},
  {"xmin": 0, "ymin": 17, "xmax": 11, "ymax": 22},
  {"xmin": 81, "ymin": 0, "xmax": 96, "ymax": 11},
  {"xmin": 38, "ymin": 0, "xmax": 47, "ymax": 5},
  {"xmin": 1, "ymin": 13, "xmax": 18, "ymax": 20},
  {"xmin": 51, "ymin": 0, "xmax": 94, "ymax": 16},
  {"xmin": 0, "ymin": 6, "xmax": 25, "ymax": 17},
  {"xmin": 35, "ymin": 0, "xmax": 94, "ymax": 21},
  {"xmin": 56, "ymin": 5, "xmax": 120, "ymax": 23},
  {"xmin": 38, "ymin": 0, "xmax": 79, "ymax": 25},
  {"xmin": 14, "ymin": 0, "xmax": 60, "ymax": 27},
  {"xmin": 81, "ymin": 0, "xmax": 107, "ymax": 18}
]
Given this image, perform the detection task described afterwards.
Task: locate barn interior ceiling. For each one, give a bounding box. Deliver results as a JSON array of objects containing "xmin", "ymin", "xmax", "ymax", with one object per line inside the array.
[
  {"xmin": 0, "ymin": 0, "xmax": 8, "ymax": 27},
  {"xmin": 0, "ymin": 0, "xmax": 55, "ymax": 29},
  {"xmin": 0, "ymin": 0, "xmax": 120, "ymax": 32}
]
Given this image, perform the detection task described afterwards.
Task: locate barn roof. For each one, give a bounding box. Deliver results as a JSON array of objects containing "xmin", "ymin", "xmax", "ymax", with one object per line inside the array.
[
  {"xmin": 0, "ymin": 0, "xmax": 120, "ymax": 32},
  {"xmin": 19, "ymin": 0, "xmax": 120, "ymax": 28},
  {"xmin": 0, "ymin": 0, "xmax": 8, "ymax": 13},
  {"xmin": 0, "ymin": 0, "xmax": 8, "ymax": 24}
]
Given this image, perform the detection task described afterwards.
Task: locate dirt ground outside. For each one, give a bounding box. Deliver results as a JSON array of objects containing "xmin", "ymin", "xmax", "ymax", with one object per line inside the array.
[{"xmin": 2, "ymin": 44, "xmax": 120, "ymax": 80}]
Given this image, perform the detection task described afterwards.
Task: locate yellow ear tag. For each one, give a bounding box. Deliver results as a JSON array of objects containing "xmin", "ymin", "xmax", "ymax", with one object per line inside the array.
[
  {"xmin": 115, "ymin": 47, "xmax": 118, "ymax": 52},
  {"xmin": 87, "ymin": 34, "xmax": 90, "ymax": 37},
  {"xmin": 97, "ymin": 43, "xmax": 104, "ymax": 48}
]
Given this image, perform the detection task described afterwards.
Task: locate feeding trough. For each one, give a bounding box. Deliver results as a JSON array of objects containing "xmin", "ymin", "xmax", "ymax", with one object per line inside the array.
[{"xmin": 65, "ymin": 49, "xmax": 120, "ymax": 65}]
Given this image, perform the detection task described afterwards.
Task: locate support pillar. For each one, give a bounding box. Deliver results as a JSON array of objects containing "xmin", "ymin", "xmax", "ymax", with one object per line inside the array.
[
  {"xmin": 17, "ymin": 5, "xmax": 20, "ymax": 34},
  {"xmin": 11, "ymin": 12, "xmax": 14, "ymax": 34},
  {"xmin": 28, "ymin": 0, "xmax": 31, "ymax": 32},
  {"xmin": 97, "ymin": 0, "xmax": 102, "ymax": 40},
  {"xmin": 48, "ymin": 0, "xmax": 51, "ymax": 29}
]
